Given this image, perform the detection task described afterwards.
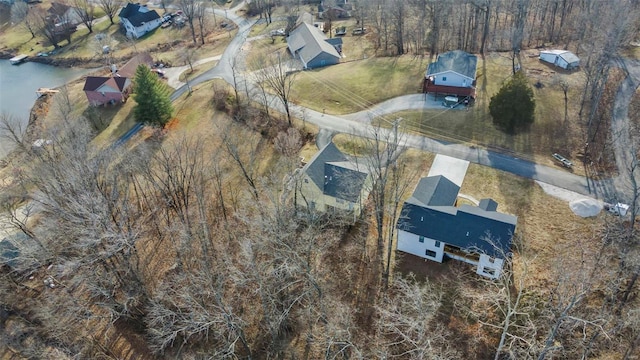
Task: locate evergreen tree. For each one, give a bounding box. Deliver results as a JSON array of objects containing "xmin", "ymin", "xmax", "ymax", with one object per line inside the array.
[
  {"xmin": 489, "ymin": 71, "xmax": 535, "ymax": 134},
  {"xmin": 133, "ymin": 65, "xmax": 174, "ymax": 126}
]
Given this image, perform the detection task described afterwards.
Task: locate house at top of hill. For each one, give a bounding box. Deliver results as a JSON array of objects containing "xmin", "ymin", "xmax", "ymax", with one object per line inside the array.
[
  {"xmin": 539, "ymin": 49, "xmax": 580, "ymax": 70},
  {"xmin": 83, "ymin": 76, "xmax": 132, "ymax": 106},
  {"xmin": 423, "ymin": 50, "xmax": 478, "ymax": 98},
  {"xmin": 287, "ymin": 22, "xmax": 342, "ymax": 69},
  {"xmin": 297, "ymin": 142, "xmax": 371, "ymax": 221},
  {"xmin": 119, "ymin": 3, "xmax": 162, "ymax": 39}
]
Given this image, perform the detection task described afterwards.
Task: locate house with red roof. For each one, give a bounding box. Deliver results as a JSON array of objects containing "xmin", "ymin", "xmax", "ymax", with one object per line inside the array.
[{"xmin": 83, "ymin": 76, "xmax": 132, "ymax": 106}]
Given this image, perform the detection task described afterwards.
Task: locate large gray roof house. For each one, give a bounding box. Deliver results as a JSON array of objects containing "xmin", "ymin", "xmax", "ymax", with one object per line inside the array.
[
  {"xmin": 287, "ymin": 22, "xmax": 342, "ymax": 69},
  {"xmin": 396, "ymin": 175, "xmax": 517, "ymax": 279}
]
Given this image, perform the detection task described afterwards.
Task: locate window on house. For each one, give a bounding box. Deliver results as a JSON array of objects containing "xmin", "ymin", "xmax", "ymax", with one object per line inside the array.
[
  {"xmin": 426, "ymin": 249, "xmax": 436, "ymax": 258},
  {"xmin": 419, "ymin": 236, "xmax": 424, "ymax": 243},
  {"xmin": 442, "ymin": 76, "xmax": 447, "ymax": 81},
  {"xmin": 483, "ymin": 267, "xmax": 496, "ymax": 276},
  {"xmin": 435, "ymin": 241, "xmax": 441, "ymax": 248}
]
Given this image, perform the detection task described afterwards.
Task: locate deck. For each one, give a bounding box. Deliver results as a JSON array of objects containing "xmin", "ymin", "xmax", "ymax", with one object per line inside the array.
[
  {"xmin": 9, "ymin": 54, "xmax": 28, "ymax": 65},
  {"xmin": 36, "ymin": 88, "xmax": 60, "ymax": 98},
  {"xmin": 423, "ymin": 78, "xmax": 476, "ymax": 98}
]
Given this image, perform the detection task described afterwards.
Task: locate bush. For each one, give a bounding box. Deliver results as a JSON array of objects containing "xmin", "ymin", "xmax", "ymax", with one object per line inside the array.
[{"xmin": 489, "ymin": 71, "xmax": 535, "ymax": 134}]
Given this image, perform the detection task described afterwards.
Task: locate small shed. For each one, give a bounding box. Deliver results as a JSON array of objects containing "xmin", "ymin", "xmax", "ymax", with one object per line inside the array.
[{"xmin": 539, "ymin": 50, "xmax": 580, "ymax": 70}]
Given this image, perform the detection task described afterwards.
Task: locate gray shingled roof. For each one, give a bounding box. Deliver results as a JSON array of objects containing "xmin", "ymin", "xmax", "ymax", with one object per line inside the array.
[
  {"xmin": 426, "ymin": 50, "xmax": 478, "ymax": 79},
  {"xmin": 119, "ymin": 3, "xmax": 160, "ymax": 27},
  {"xmin": 302, "ymin": 143, "xmax": 367, "ymax": 202},
  {"xmin": 397, "ymin": 175, "xmax": 517, "ymax": 257},
  {"xmin": 479, "ymin": 198, "xmax": 498, "ymax": 211},
  {"xmin": 323, "ymin": 162, "xmax": 368, "ymax": 202},
  {"xmin": 287, "ymin": 22, "xmax": 340, "ymax": 66},
  {"xmin": 410, "ymin": 175, "xmax": 459, "ymax": 207},
  {"xmin": 303, "ymin": 142, "xmax": 347, "ymax": 190}
]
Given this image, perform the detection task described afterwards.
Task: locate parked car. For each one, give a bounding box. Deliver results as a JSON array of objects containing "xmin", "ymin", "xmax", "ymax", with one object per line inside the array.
[
  {"xmin": 552, "ymin": 153, "xmax": 573, "ymax": 169},
  {"xmin": 334, "ymin": 26, "xmax": 347, "ymax": 36},
  {"xmin": 162, "ymin": 14, "xmax": 171, "ymax": 22},
  {"xmin": 352, "ymin": 27, "xmax": 367, "ymax": 35},
  {"xmin": 161, "ymin": 20, "xmax": 172, "ymax": 28},
  {"xmin": 270, "ymin": 28, "xmax": 286, "ymax": 36}
]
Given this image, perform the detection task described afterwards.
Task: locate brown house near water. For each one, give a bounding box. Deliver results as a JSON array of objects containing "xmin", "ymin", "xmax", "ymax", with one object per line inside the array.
[{"xmin": 83, "ymin": 76, "xmax": 132, "ymax": 106}]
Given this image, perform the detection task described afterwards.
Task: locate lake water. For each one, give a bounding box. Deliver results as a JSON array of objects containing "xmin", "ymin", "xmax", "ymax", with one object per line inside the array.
[{"xmin": 0, "ymin": 59, "xmax": 90, "ymax": 158}]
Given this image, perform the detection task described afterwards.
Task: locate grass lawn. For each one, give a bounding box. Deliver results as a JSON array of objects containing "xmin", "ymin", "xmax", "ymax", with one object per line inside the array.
[
  {"xmin": 290, "ymin": 55, "xmax": 428, "ymax": 114},
  {"xmin": 244, "ymin": 35, "xmax": 289, "ymax": 70},
  {"xmin": 1, "ymin": 0, "xmax": 233, "ymax": 68},
  {"xmin": 369, "ymin": 50, "xmax": 587, "ymax": 172},
  {"xmin": 247, "ymin": 19, "xmax": 288, "ymax": 38},
  {"xmin": 178, "ymin": 61, "xmax": 218, "ymax": 82}
]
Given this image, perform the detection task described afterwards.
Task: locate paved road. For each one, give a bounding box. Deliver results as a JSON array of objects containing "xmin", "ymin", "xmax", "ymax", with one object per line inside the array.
[
  {"xmin": 170, "ymin": 5, "xmax": 257, "ymax": 101},
  {"xmin": 121, "ymin": 3, "xmax": 640, "ymax": 202},
  {"xmin": 284, "ymin": 101, "xmax": 593, "ymax": 196}
]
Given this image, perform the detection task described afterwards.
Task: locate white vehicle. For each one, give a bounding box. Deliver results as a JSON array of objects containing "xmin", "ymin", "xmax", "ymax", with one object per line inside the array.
[
  {"xmin": 604, "ymin": 202, "xmax": 630, "ymax": 216},
  {"xmin": 270, "ymin": 28, "xmax": 286, "ymax": 36}
]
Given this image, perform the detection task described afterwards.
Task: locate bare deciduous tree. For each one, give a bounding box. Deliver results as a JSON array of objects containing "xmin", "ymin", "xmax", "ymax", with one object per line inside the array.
[
  {"xmin": 72, "ymin": 0, "xmax": 95, "ymax": 33},
  {"xmin": 11, "ymin": 1, "xmax": 37, "ymax": 39},
  {"xmin": 179, "ymin": 0, "xmax": 198, "ymax": 44},
  {"xmin": 253, "ymin": 53, "xmax": 297, "ymax": 126},
  {"xmin": 375, "ymin": 274, "xmax": 457, "ymax": 358},
  {"xmin": 97, "ymin": 0, "xmax": 120, "ymax": 25}
]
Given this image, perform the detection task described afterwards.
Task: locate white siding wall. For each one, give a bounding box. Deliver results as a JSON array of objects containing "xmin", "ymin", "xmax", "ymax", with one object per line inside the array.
[
  {"xmin": 539, "ymin": 52, "xmax": 558, "ymax": 64},
  {"xmin": 477, "ymin": 254, "xmax": 504, "ymax": 279},
  {"xmin": 397, "ymin": 230, "xmax": 445, "ymax": 262},
  {"xmin": 123, "ymin": 18, "xmax": 162, "ymax": 38},
  {"xmin": 556, "ymin": 57, "xmax": 569, "ymax": 69},
  {"xmin": 429, "ymin": 71, "xmax": 471, "ymax": 88}
]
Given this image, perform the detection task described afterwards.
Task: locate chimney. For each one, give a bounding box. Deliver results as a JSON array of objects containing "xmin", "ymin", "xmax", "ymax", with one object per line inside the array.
[{"xmin": 479, "ymin": 199, "xmax": 498, "ymax": 212}]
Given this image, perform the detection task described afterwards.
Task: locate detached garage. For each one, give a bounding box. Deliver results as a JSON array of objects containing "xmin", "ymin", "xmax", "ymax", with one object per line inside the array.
[{"xmin": 539, "ymin": 50, "xmax": 580, "ymax": 70}]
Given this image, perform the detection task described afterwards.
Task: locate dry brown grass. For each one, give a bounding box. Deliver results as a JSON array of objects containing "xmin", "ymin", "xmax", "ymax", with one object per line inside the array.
[
  {"xmin": 459, "ymin": 163, "xmax": 596, "ymax": 288},
  {"xmin": 371, "ymin": 50, "xmax": 590, "ymax": 174},
  {"xmin": 291, "ymin": 55, "xmax": 427, "ymax": 114}
]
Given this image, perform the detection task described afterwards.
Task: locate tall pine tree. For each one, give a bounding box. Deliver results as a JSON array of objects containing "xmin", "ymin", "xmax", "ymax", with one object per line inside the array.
[
  {"xmin": 489, "ymin": 71, "xmax": 535, "ymax": 134},
  {"xmin": 132, "ymin": 65, "xmax": 173, "ymax": 126}
]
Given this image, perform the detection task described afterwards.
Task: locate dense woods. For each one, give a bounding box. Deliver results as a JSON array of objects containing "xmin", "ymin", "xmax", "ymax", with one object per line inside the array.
[{"xmin": 1, "ymin": 0, "xmax": 640, "ymax": 359}]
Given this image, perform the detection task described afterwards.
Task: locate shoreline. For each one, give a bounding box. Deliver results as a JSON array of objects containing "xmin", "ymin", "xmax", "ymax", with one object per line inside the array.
[
  {"xmin": 0, "ymin": 49, "xmax": 127, "ymax": 69},
  {"xmin": 0, "ymin": 93, "xmax": 52, "ymax": 167}
]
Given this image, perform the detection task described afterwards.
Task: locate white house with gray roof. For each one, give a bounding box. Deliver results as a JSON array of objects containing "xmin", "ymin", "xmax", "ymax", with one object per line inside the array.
[
  {"xmin": 297, "ymin": 142, "xmax": 370, "ymax": 219},
  {"xmin": 424, "ymin": 50, "xmax": 478, "ymax": 98},
  {"xmin": 119, "ymin": 3, "xmax": 162, "ymax": 39},
  {"xmin": 396, "ymin": 175, "xmax": 517, "ymax": 279},
  {"xmin": 287, "ymin": 22, "xmax": 342, "ymax": 69}
]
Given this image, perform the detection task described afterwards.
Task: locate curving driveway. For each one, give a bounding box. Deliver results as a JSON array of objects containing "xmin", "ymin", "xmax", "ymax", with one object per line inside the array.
[{"xmin": 123, "ymin": 3, "xmax": 640, "ymax": 203}]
